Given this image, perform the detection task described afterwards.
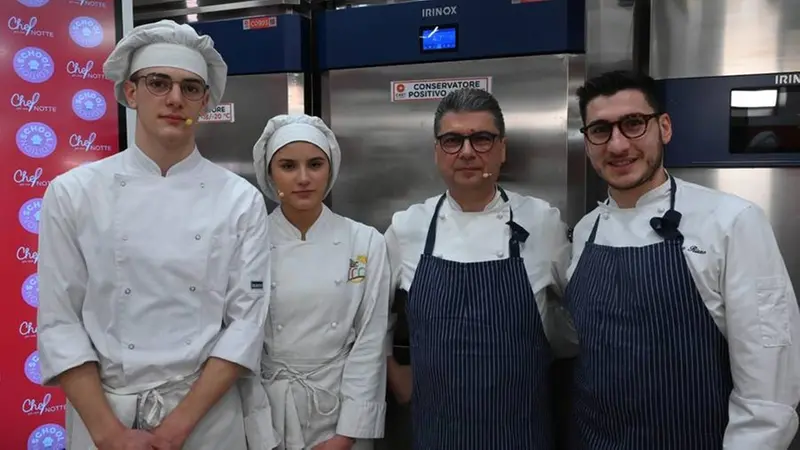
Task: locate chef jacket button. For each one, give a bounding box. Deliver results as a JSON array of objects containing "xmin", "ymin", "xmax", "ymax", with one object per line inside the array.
[
  {"xmin": 185, "ymin": 340, "xmax": 192, "ymax": 346},
  {"xmin": 602, "ymin": 213, "xmax": 609, "ymax": 220},
  {"xmin": 124, "ymin": 288, "xmax": 131, "ymax": 295},
  {"xmin": 438, "ymin": 214, "xmax": 445, "ymax": 220},
  {"xmin": 657, "ymin": 207, "xmax": 665, "ymax": 213},
  {"xmin": 333, "ymin": 240, "xmax": 341, "ymax": 245},
  {"xmin": 195, "ymin": 234, "xmax": 201, "ymax": 240},
  {"xmin": 122, "ymin": 235, "xmax": 128, "ymax": 241},
  {"xmin": 128, "ymin": 344, "xmax": 135, "ymax": 350},
  {"xmin": 200, "ymin": 183, "xmax": 205, "ymax": 188},
  {"xmin": 270, "ymin": 244, "xmax": 276, "ymax": 250},
  {"xmin": 331, "ymin": 322, "xmax": 338, "ymax": 328},
  {"xmin": 120, "ymin": 181, "xmax": 126, "ymax": 187},
  {"xmin": 496, "ymin": 213, "xmax": 504, "ymax": 219},
  {"xmin": 271, "ymin": 282, "xmax": 277, "ymax": 289},
  {"xmin": 335, "ymin": 279, "xmax": 342, "ymax": 285},
  {"xmin": 434, "ymin": 253, "xmax": 442, "ymax": 258},
  {"xmin": 496, "ymin": 251, "xmax": 504, "ymax": 258},
  {"xmin": 277, "ymin": 324, "xmax": 283, "ymax": 331},
  {"xmin": 189, "ymin": 286, "xmax": 196, "ymax": 292}
]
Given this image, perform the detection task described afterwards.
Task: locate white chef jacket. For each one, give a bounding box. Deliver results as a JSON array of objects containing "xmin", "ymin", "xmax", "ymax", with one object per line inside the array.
[
  {"xmin": 567, "ymin": 175, "xmax": 800, "ymax": 449},
  {"xmin": 262, "ymin": 205, "xmax": 389, "ymax": 450},
  {"xmin": 36, "ymin": 145, "xmax": 272, "ymax": 448},
  {"xmin": 384, "ymin": 188, "xmax": 577, "ymax": 358}
]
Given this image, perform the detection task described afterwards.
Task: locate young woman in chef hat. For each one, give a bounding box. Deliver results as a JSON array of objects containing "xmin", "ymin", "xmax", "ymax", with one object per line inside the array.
[{"xmin": 251, "ymin": 114, "xmax": 390, "ymax": 450}]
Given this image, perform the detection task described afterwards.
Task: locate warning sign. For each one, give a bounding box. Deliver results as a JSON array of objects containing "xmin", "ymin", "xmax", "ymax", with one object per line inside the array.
[
  {"xmin": 391, "ymin": 77, "xmax": 492, "ymax": 102},
  {"xmin": 198, "ymin": 103, "xmax": 235, "ymax": 124}
]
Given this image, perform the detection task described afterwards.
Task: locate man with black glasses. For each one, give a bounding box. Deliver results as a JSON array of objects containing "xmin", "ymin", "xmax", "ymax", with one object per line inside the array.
[
  {"xmin": 383, "ymin": 88, "xmax": 576, "ymax": 449},
  {"xmin": 37, "ymin": 20, "xmax": 275, "ymax": 450},
  {"xmin": 565, "ymin": 70, "xmax": 800, "ymax": 449}
]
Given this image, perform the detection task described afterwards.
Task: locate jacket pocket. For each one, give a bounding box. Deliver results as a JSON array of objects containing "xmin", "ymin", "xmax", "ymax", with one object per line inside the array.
[{"xmin": 756, "ymin": 276, "xmax": 791, "ymax": 348}]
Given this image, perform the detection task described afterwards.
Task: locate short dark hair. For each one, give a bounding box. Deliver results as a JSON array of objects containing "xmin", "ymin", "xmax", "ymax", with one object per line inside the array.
[
  {"xmin": 576, "ymin": 70, "xmax": 662, "ymax": 123},
  {"xmin": 434, "ymin": 88, "xmax": 506, "ymax": 137}
]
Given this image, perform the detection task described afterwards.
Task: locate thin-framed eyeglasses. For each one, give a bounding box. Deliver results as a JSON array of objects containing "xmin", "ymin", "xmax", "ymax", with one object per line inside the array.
[
  {"xmin": 436, "ymin": 131, "xmax": 499, "ymax": 154},
  {"xmin": 580, "ymin": 113, "xmax": 662, "ymax": 145},
  {"xmin": 131, "ymin": 72, "xmax": 208, "ymax": 102}
]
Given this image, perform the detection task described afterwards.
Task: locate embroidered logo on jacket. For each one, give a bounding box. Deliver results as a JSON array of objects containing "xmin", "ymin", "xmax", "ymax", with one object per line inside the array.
[
  {"xmin": 347, "ymin": 255, "xmax": 367, "ymax": 284},
  {"xmin": 251, "ymin": 281, "xmax": 264, "ymax": 290}
]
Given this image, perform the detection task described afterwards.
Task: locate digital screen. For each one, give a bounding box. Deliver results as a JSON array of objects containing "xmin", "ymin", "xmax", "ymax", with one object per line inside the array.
[
  {"xmin": 420, "ymin": 25, "xmax": 458, "ymax": 52},
  {"xmin": 729, "ymin": 86, "xmax": 800, "ymax": 153}
]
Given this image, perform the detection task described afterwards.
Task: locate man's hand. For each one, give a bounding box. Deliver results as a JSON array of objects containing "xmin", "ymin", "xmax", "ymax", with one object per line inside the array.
[
  {"xmin": 312, "ymin": 435, "xmax": 355, "ymax": 450},
  {"xmin": 151, "ymin": 410, "xmax": 194, "ymax": 450},
  {"xmin": 387, "ymin": 357, "xmax": 412, "ymax": 404},
  {"xmin": 95, "ymin": 428, "xmax": 168, "ymax": 450}
]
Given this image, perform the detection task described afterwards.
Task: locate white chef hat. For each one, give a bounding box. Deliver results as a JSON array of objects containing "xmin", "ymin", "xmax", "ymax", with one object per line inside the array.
[
  {"xmin": 103, "ymin": 19, "xmax": 227, "ymax": 109},
  {"xmin": 252, "ymin": 114, "xmax": 342, "ymax": 203}
]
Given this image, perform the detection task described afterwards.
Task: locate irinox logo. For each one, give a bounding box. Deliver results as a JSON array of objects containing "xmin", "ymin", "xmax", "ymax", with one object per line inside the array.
[
  {"xmin": 422, "ymin": 6, "xmax": 457, "ymax": 17},
  {"xmin": 775, "ymin": 73, "xmax": 800, "ymax": 84}
]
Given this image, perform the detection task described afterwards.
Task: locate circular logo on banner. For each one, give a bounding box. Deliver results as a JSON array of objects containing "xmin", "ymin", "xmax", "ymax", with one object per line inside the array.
[
  {"xmin": 17, "ymin": 0, "xmax": 50, "ymax": 7},
  {"xmin": 24, "ymin": 350, "xmax": 41, "ymax": 385},
  {"xmin": 27, "ymin": 424, "xmax": 67, "ymax": 449},
  {"xmin": 16, "ymin": 122, "xmax": 57, "ymax": 159},
  {"xmin": 72, "ymin": 89, "xmax": 107, "ymax": 121},
  {"xmin": 19, "ymin": 198, "xmax": 43, "ymax": 234},
  {"xmin": 69, "ymin": 16, "xmax": 104, "ymax": 48},
  {"xmin": 13, "ymin": 47, "xmax": 54, "ymax": 84},
  {"xmin": 22, "ymin": 274, "xmax": 39, "ymax": 308}
]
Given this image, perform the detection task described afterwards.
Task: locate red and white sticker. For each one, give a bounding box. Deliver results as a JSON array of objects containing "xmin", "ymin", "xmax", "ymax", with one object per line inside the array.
[
  {"xmin": 242, "ymin": 16, "xmax": 277, "ymax": 30},
  {"xmin": 198, "ymin": 103, "xmax": 235, "ymax": 123},
  {"xmin": 390, "ymin": 77, "xmax": 492, "ymax": 102}
]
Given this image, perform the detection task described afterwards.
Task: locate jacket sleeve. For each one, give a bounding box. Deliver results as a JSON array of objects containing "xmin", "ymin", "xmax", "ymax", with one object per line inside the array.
[
  {"xmin": 722, "ymin": 204, "xmax": 800, "ymax": 449},
  {"xmin": 336, "ymin": 229, "xmax": 390, "ymax": 439},
  {"xmin": 383, "ymin": 225, "xmax": 402, "ymax": 357},
  {"xmin": 37, "ymin": 178, "xmax": 99, "ymax": 386},
  {"xmin": 538, "ymin": 204, "xmax": 579, "ymax": 359},
  {"xmin": 210, "ymin": 189, "xmax": 270, "ymax": 374}
]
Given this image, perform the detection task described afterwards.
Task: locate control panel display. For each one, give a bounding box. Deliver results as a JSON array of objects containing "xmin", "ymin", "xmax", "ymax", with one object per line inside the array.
[
  {"xmin": 730, "ymin": 86, "xmax": 800, "ymax": 153},
  {"xmin": 420, "ymin": 25, "xmax": 458, "ymax": 52}
]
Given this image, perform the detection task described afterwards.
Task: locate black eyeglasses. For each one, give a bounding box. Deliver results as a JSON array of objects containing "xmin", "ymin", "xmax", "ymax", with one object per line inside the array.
[
  {"xmin": 580, "ymin": 113, "xmax": 661, "ymax": 145},
  {"xmin": 436, "ymin": 131, "xmax": 499, "ymax": 154},
  {"xmin": 131, "ymin": 73, "xmax": 208, "ymax": 102}
]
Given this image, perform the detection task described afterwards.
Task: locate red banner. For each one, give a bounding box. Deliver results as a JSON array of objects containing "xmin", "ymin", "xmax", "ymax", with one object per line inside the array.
[{"xmin": 0, "ymin": 0, "xmax": 122, "ymax": 447}]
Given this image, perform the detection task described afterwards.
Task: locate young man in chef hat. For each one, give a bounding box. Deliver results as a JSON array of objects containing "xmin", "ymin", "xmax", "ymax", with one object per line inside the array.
[{"xmin": 36, "ymin": 19, "xmax": 276, "ymax": 450}]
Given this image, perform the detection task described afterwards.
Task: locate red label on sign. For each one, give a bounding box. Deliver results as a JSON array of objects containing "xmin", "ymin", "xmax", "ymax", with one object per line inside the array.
[{"xmin": 243, "ymin": 16, "xmax": 277, "ymax": 30}]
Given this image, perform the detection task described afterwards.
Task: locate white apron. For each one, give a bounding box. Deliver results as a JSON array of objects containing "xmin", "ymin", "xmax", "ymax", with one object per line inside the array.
[
  {"xmin": 66, "ymin": 372, "xmax": 251, "ymax": 450},
  {"xmin": 262, "ymin": 344, "xmax": 370, "ymax": 449}
]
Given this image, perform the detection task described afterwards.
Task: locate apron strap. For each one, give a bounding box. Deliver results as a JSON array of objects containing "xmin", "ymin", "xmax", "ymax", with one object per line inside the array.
[
  {"xmin": 422, "ymin": 194, "xmax": 447, "ymax": 256},
  {"xmin": 587, "ymin": 175, "xmax": 682, "ymax": 245},
  {"xmin": 422, "ymin": 187, "xmax": 529, "ymax": 259}
]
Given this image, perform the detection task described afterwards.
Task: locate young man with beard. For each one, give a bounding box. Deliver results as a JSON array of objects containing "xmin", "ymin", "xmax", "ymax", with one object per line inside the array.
[{"xmin": 565, "ymin": 70, "xmax": 800, "ymax": 449}]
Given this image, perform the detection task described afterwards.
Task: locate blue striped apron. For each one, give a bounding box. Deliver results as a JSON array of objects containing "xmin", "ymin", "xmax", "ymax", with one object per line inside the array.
[
  {"xmin": 564, "ymin": 176, "xmax": 733, "ymax": 449},
  {"xmin": 406, "ymin": 187, "xmax": 554, "ymax": 450}
]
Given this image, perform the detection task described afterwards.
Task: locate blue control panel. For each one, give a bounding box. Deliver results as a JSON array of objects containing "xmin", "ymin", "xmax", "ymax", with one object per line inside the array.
[
  {"xmin": 420, "ymin": 25, "xmax": 458, "ymax": 52},
  {"xmin": 316, "ymin": 0, "xmax": 585, "ymax": 70},
  {"xmin": 190, "ymin": 14, "xmax": 307, "ymax": 75},
  {"xmin": 659, "ymin": 73, "xmax": 800, "ymax": 168}
]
